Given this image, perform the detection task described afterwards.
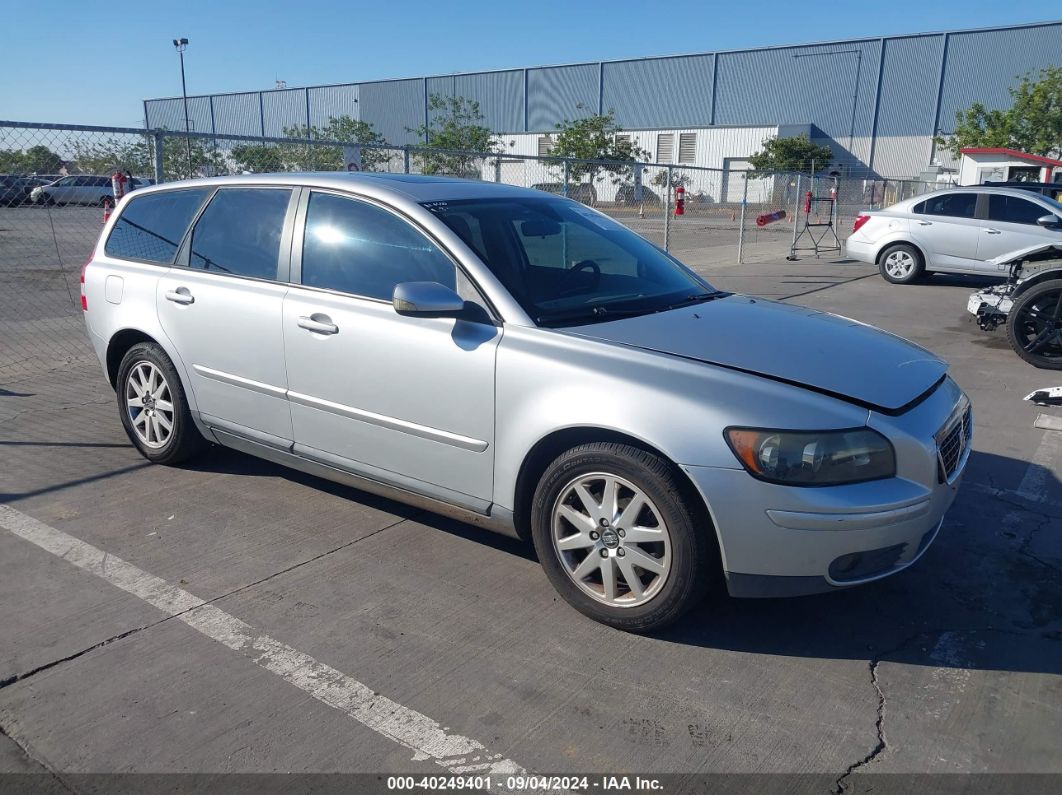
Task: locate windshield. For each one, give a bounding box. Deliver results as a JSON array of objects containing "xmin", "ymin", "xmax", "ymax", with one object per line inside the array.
[{"xmin": 423, "ymin": 197, "xmax": 718, "ymax": 326}]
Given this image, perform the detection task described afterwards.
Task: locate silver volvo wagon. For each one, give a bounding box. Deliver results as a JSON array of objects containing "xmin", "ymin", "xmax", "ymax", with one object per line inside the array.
[{"xmin": 82, "ymin": 173, "xmax": 971, "ymax": 631}]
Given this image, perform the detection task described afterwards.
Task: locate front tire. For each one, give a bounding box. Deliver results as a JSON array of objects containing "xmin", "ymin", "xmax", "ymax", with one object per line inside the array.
[
  {"xmin": 878, "ymin": 243, "xmax": 924, "ymax": 284},
  {"xmin": 530, "ymin": 442, "xmax": 716, "ymax": 632},
  {"xmin": 1006, "ymin": 279, "xmax": 1062, "ymax": 370},
  {"xmin": 116, "ymin": 342, "xmax": 208, "ymax": 464}
]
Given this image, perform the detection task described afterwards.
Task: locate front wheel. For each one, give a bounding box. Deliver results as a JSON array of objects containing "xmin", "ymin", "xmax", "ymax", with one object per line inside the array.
[
  {"xmin": 116, "ymin": 342, "xmax": 209, "ymax": 464},
  {"xmin": 530, "ymin": 442, "xmax": 716, "ymax": 632},
  {"xmin": 878, "ymin": 243, "xmax": 924, "ymax": 284},
  {"xmin": 1006, "ymin": 279, "xmax": 1062, "ymax": 369}
]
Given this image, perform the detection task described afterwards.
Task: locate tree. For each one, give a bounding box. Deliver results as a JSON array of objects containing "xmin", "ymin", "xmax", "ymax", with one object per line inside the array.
[
  {"xmin": 935, "ymin": 67, "xmax": 1062, "ymax": 159},
  {"xmin": 0, "ymin": 145, "xmax": 64, "ymax": 174},
  {"xmin": 549, "ymin": 110, "xmax": 646, "ymax": 185},
  {"xmin": 230, "ymin": 143, "xmax": 286, "ymax": 173},
  {"xmin": 69, "ymin": 134, "xmax": 223, "ymax": 180},
  {"xmin": 284, "ymin": 115, "xmax": 391, "ymax": 171},
  {"xmin": 747, "ymin": 133, "xmax": 834, "ymax": 174},
  {"xmin": 408, "ymin": 95, "xmax": 497, "ymax": 176}
]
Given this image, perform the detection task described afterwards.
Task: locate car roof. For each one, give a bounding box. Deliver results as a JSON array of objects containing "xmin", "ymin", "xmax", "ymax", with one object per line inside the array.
[
  {"xmin": 133, "ymin": 171, "xmax": 547, "ymax": 203},
  {"xmin": 921, "ymin": 185, "xmax": 1056, "ymax": 199}
]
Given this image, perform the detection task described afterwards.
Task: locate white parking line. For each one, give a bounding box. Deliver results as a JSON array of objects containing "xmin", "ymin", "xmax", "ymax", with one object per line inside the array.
[
  {"xmin": 1015, "ymin": 429, "xmax": 1062, "ymax": 503},
  {"xmin": 0, "ymin": 504, "xmax": 524, "ymax": 776}
]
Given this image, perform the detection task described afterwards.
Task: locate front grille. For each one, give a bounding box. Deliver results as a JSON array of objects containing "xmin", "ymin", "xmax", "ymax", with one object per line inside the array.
[{"xmin": 937, "ymin": 406, "xmax": 972, "ymax": 483}]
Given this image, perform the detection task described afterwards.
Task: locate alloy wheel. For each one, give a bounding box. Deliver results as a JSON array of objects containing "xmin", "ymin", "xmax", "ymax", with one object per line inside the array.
[
  {"xmin": 884, "ymin": 250, "xmax": 915, "ymax": 279},
  {"xmin": 1014, "ymin": 288, "xmax": 1062, "ymax": 360},
  {"xmin": 551, "ymin": 473, "xmax": 672, "ymax": 607},
  {"xmin": 125, "ymin": 361, "xmax": 175, "ymax": 449}
]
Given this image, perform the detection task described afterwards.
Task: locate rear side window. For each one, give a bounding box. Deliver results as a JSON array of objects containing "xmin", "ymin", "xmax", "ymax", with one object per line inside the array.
[
  {"xmin": 914, "ymin": 193, "xmax": 976, "ymax": 218},
  {"xmin": 105, "ymin": 188, "xmax": 209, "ymax": 264},
  {"xmin": 301, "ymin": 192, "xmax": 456, "ymax": 300},
  {"xmin": 988, "ymin": 194, "xmax": 1050, "ymax": 225},
  {"xmin": 189, "ymin": 188, "xmax": 291, "ymax": 279}
]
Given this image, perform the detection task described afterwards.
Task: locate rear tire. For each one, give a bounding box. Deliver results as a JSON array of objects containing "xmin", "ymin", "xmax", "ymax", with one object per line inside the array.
[
  {"xmin": 116, "ymin": 342, "xmax": 209, "ymax": 464},
  {"xmin": 878, "ymin": 243, "xmax": 924, "ymax": 284},
  {"xmin": 1006, "ymin": 279, "xmax": 1062, "ymax": 370},
  {"xmin": 530, "ymin": 442, "xmax": 716, "ymax": 632},
  {"xmin": 101, "ymin": 195, "xmax": 114, "ymax": 208}
]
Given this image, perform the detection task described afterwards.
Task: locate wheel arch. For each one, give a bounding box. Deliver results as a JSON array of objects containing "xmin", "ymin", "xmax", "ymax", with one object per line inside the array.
[
  {"xmin": 875, "ymin": 238, "xmax": 925, "ymax": 266},
  {"xmin": 511, "ymin": 426, "xmax": 722, "ymax": 565},
  {"xmin": 1013, "ymin": 269, "xmax": 1062, "ymax": 300}
]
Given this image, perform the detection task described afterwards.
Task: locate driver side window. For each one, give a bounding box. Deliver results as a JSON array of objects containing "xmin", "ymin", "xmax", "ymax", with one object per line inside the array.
[{"xmin": 300, "ymin": 192, "xmax": 457, "ymax": 301}]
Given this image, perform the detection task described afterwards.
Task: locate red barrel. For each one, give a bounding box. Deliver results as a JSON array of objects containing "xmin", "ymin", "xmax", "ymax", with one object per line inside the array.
[{"xmin": 756, "ymin": 210, "xmax": 787, "ymax": 227}]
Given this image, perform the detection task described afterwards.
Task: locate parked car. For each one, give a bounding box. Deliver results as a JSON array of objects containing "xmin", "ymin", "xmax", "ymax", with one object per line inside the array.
[
  {"xmin": 614, "ymin": 184, "xmax": 661, "ymax": 205},
  {"xmin": 83, "ymin": 174, "xmax": 970, "ymax": 630},
  {"xmin": 967, "ymin": 242, "xmax": 1062, "ymax": 369},
  {"xmin": 29, "ymin": 174, "xmax": 150, "ymax": 206},
  {"xmin": 531, "ymin": 182, "xmax": 597, "ymax": 205},
  {"xmin": 847, "ymin": 186, "xmax": 1062, "ymax": 284},
  {"xmin": 0, "ymin": 174, "xmax": 50, "ymax": 206}
]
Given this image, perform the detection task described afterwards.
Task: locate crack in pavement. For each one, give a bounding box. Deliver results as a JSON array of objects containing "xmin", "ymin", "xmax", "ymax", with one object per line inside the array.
[
  {"xmin": 0, "ymin": 509, "xmax": 419, "ymax": 692},
  {"xmin": 0, "ymin": 722, "xmax": 75, "ymax": 792}
]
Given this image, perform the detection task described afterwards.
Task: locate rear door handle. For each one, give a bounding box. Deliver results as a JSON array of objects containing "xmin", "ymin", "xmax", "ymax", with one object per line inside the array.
[
  {"xmin": 985, "ymin": 228, "xmax": 1001, "ymax": 234},
  {"xmin": 917, "ymin": 220, "xmax": 932, "ymax": 225},
  {"xmin": 297, "ymin": 315, "xmax": 338, "ymax": 335},
  {"xmin": 165, "ymin": 288, "xmax": 194, "ymax": 305}
]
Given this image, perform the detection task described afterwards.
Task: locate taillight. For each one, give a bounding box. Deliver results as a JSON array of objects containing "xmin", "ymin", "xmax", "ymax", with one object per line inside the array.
[
  {"xmin": 852, "ymin": 214, "xmax": 871, "ymax": 234},
  {"xmin": 80, "ymin": 259, "xmax": 90, "ymax": 311}
]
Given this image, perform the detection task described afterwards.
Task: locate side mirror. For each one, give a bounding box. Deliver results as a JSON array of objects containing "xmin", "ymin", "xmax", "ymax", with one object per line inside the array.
[
  {"xmin": 1037, "ymin": 214, "xmax": 1060, "ymax": 228},
  {"xmin": 392, "ymin": 281, "xmax": 465, "ymax": 318}
]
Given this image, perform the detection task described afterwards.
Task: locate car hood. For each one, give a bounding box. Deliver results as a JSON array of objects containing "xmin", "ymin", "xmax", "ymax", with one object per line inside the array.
[
  {"xmin": 987, "ymin": 241, "xmax": 1062, "ymax": 267},
  {"xmin": 564, "ymin": 296, "xmax": 947, "ymax": 413}
]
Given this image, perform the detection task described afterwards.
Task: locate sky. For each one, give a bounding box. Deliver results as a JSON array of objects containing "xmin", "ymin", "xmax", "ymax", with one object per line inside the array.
[{"xmin": 1, "ymin": 0, "xmax": 1059, "ymax": 128}]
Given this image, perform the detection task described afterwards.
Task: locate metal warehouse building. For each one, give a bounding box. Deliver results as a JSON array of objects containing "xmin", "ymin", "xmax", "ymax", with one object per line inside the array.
[{"xmin": 143, "ymin": 21, "xmax": 1062, "ymax": 180}]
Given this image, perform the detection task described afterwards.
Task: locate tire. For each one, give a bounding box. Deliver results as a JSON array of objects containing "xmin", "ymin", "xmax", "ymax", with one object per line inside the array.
[
  {"xmin": 116, "ymin": 342, "xmax": 209, "ymax": 464},
  {"xmin": 101, "ymin": 195, "xmax": 114, "ymax": 208},
  {"xmin": 878, "ymin": 243, "xmax": 924, "ymax": 284},
  {"xmin": 1006, "ymin": 279, "xmax": 1062, "ymax": 370},
  {"xmin": 530, "ymin": 442, "xmax": 716, "ymax": 632}
]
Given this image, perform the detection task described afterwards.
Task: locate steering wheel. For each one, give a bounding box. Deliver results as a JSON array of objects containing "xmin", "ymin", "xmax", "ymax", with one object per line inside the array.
[{"xmin": 557, "ymin": 259, "xmax": 601, "ymax": 296}]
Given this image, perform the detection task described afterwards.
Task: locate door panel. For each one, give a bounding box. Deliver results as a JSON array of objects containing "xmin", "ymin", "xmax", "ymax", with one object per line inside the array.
[
  {"xmin": 156, "ymin": 186, "xmax": 296, "ymax": 443},
  {"xmin": 158, "ymin": 272, "xmax": 292, "ymax": 442},
  {"xmin": 909, "ymin": 192, "xmax": 980, "ymax": 270},
  {"xmin": 283, "ymin": 289, "xmax": 499, "ymax": 502},
  {"xmin": 977, "ymin": 193, "xmax": 1062, "ymax": 265}
]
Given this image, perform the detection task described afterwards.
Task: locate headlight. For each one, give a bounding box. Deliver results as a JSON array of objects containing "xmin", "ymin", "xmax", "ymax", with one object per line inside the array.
[{"xmin": 724, "ymin": 427, "xmax": 895, "ymax": 486}]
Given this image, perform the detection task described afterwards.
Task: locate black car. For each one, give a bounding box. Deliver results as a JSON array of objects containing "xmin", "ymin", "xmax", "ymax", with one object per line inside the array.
[{"xmin": 0, "ymin": 174, "xmax": 50, "ymax": 207}]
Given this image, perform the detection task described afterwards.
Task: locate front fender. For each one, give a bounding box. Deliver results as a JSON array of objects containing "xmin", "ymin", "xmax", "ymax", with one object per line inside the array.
[{"xmin": 492, "ymin": 325, "xmax": 868, "ymax": 512}]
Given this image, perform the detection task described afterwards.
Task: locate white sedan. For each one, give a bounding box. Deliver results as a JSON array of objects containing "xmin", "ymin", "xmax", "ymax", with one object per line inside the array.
[{"xmin": 846, "ymin": 186, "xmax": 1062, "ymax": 284}]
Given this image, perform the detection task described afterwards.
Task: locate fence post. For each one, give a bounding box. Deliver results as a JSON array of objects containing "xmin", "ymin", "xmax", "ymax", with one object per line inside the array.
[
  {"xmin": 494, "ymin": 155, "xmax": 501, "ymax": 183},
  {"xmin": 153, "ymin": 131, "xmax": 165, "ymax": 183},
  {"xmin": 403, "ymin": 147, "xmax": 411, "ymax": 175},
  {"xmin": 563, "ymin": 160, "xmax": 569, "ymax": 198},
  {"xmin": 737, "ymin": 174, "xmax": 749, "ymax": 264},
  {"xmin": 664, "ymin": 165, "xmax": 672, "ymax": 252},
  {"xmin": 789, "ymin": 173, "xmax": 802, "ymax": 256}
]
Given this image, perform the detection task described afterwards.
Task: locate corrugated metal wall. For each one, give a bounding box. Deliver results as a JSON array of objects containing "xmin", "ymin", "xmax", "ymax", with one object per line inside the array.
[
  {"xmin": 602, "ymin": 55, "xmax": 714, "ymax": 129},
  {"xmin": 143, "ymin": 21, "xmax": 1062, "ymax": 177}
]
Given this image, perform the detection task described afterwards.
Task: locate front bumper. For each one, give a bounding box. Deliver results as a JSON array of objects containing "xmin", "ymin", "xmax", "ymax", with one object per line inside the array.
[{"xmin": 684, "ymin": 379, "xmax": 970, "ymax": 597}]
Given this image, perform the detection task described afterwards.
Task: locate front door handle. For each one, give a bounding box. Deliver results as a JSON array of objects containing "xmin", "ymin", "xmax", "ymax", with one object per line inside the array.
[
  {"xmin": 297, "ymin": 315, "xmax": 338, "ymax": 335},
  {"xmin": 985, "ymin": 228, "xmax": 1001, "ymax": 234},
  {"xmin": 165, "ymin": 288, "xmax": 194, "ymax": 305}
]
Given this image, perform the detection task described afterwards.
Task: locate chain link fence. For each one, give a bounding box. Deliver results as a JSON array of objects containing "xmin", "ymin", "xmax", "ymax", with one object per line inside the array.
[{"xmin": 1, "ymin": 120, "xmax": 955, "ymax": 386}]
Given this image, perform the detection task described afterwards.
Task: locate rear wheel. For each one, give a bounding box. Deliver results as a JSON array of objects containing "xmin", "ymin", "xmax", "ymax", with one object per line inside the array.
[
  {"xmin": 878, "ymin": 243, "xmax": 924, "ymax": 284},
  {"xmin": 1006, "ymin": 279, "xmax": 1062, "ymax": 369},
  {"xmin": 101, "ymin": 195, "xmax": 114, "ymax": 208},
  {"xmin": 116, "ymin": 342, "xmax": 209, "ymax": 464},
  {"xmin": 530, "ymin": 442, "xmax": 716, "ymax": 632}
]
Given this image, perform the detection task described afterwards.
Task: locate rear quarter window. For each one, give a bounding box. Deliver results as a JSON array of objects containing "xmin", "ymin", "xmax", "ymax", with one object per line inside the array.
[{"xmin": 105, "ymin": 188, "xmax": 210, "ymax": 264}]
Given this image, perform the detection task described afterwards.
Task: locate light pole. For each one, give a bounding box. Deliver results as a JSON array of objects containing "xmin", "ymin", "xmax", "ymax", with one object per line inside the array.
[{"xmin": 173, "ymin": 38, "xmax": 192, "ymax": 177}]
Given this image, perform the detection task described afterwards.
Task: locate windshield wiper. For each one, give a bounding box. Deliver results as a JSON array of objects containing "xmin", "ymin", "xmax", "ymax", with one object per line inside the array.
[
  {"xmin": 535, "ymin": 305, "xmax": 653, "ymax": 326},
  {"xmin": 663, "ymin": 291, "xmax": 730, "ymax": 311}
]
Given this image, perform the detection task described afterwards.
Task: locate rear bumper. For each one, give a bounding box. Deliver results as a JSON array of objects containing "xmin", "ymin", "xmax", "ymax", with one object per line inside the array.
[{"xmin": 844, "ymin": 237, "xmax": 876, "ymax": 264}]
